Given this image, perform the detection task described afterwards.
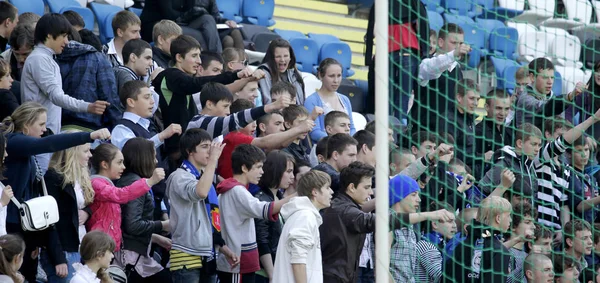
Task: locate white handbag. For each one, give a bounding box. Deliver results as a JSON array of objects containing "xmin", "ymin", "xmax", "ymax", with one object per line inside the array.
[{"xmin": 10, "ymin": 178, "xmax": 59, "ymax": 232}]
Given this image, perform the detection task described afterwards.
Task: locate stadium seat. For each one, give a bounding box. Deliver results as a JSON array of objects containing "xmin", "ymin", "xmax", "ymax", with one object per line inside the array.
[
  {"xmin": 543, "ymin": 0, "xmax": 593, "ymax": 29},
  {"xmin": 443, "ymin": 13, "xmax": 476, "ymax": 26},
  {"xmin": 252, "ymin": 32, "xmax": 281, "ymax": 52},
  {"xmin": 477, "ymin": 0, "xmax": 524, "ymax": 20},
  {"xmin": 217, "ymin": 0, "xmax": 243, "ymax": 23},
  {"xmin": 506, "ymin": 21, "xmax": 536, "ymax": 40},
  {"xmin": 354, "ymin": 80, "xmax": 369, "ymax": 97},
  {"xmin": 60, "ymin": 6, "xmax": 95, "ymax": 30},
  {"xmin": 553, "ymin": 71, "xmax": 563, "ymax": 95},
  {"xmin": 501, "ymin": 65, "xmax": 520, "ymax": 92},
  {"xmin": 512, "ymin": 0, "xmax": 554, "ymax": 25},
  {"xmin": 489, "ymin": 27, "xmax": 519, "ymax": 61},
  {"xmin": 338, "ymin": 84, "xmax": 365, "ymax": 113},
  {"xmin": 517, "ymin": 32, "xmax": 549, "ymax": 63},
  {"xmin": 308, "ymin": 33, "xmax": 341, "ymax": 52},
  {"xmin": 475, "ymin": 18, "xmax": 505, "ymax": 49},
  {"xmin": 571, "ymin": 0, "xmax": 600, "ymax": 44},
  {"xmin": 582, "ymin": 39, "xmax": 600, "ymax": 69},
  {"xmin": 352, "ymin": 112, "xmax": 367, "ymax": 131},
  {"xmin": 490, "ymin": 56, "xmax": 519, "ymax": 87},
  {"xmin": 549, "ymin": 33, "xmax": 583, "ymax": 69},
  {"xmin": 538, "ymin": 27, "xmax": 569, "ymax": 53},
  {"xmin": 241, "ymin": 24, "xmax": 271, "ymax": 43},
  {"xmin": 89, "ymin": 2, "xmax": 123, "ymax": 43},
  {"xmin": 554, "ymin": 66, "xmax": 585, "ymax": 94},
  {"xmin": 274, "ymin": 29, "xmax": 305, "ymax": 41},
  {"xmin": 128, "ymin": 7, "xmax": 142, "ymax": 17},
  {"xmin": 449, "ymin": 18, "xmax": 485, "ymax": 68},
  {"xmin": 242, "ymin": 0, "xmax": 276, "ymax": 27},
  {"xmin": 302, "ymin": 73, "xmax": 322, "ymax": 96},
  {"xmin": 421, "ymin": 0, "xmax": 445, "ymax": 13},
  {"xmin": 443, "ymin": 0, "xmax": 477, "ymax": 17},
  {"xmin": 289, "ymin": 38, "xmax": 319, "ymax": 74},
  {"xmin": 427, "ymin": 11, "xmax": 444, "ymax": 33},
  {"xmin": 320, "ymin": 42, "xmax": 354, "ymax": 78},
  {"xmin": 365, "ymin": 114, "xmax": 375, "ymax": 122},
  {"xmin": 498, "ymin": 0, "xmax": 525, "ymax": 12},
  {"xmin": 44, "ymin": 0, "xmax": 81, "ymax": 13},
  {"xmin": 9, "ymin": 0, "xmax": 45, "ymax": 16}
]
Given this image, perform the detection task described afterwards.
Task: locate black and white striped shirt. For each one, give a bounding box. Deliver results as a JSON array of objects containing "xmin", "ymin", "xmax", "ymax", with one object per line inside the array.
[{"xmin": 186, "ymin": 106, "xmax": 268, "ymax": 139}]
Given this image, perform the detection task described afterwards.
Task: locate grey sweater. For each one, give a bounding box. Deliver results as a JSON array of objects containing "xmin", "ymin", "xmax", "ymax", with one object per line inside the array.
[
  {"xmin": 165, "ymin": 168, "xmax": 213, "ymax": 256},
  {"xmin": 21, "ymin": 44, "xmax": 90, "ymax": 134}
]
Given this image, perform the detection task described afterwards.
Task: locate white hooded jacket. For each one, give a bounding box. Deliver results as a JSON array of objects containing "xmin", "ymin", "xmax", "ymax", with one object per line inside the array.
[{"xmin": 272, "ymin": 196, "xmax": 323, "ymax": 283}]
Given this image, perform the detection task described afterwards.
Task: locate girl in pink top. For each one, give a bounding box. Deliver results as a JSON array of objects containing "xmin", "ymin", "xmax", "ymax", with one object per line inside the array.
[{"xmin": 87, "ymin": 143, "xmax": 164, "ymax": 250}]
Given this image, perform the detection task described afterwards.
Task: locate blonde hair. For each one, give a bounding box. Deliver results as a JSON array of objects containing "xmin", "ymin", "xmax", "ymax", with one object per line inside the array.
[
  {"xmin": 49, "ymin": 131, "xmax": 94, "ymax": 205},
  {"xmin": 0, "ymin": 102, "xmax": 46, "ymax": 134},
  {"xmin": 80, "ymin": 231, "xmax": 116, "ymax": 283},
  {"xmin": 296, "ymin": 170, "xmax": 331, "ymax": 199},
  {"xmin": 152, "ymin": 20, "xmax": 182, "ymax": 44},
  {"xmin": 477, "ymin": 196, "xmax": 512, "ymax": 227},
  {"xmin": 222, "ymin": 47, "xmax": 246, "ymax": 71},
  {"xmin": 515, "ymin": 66, "xmax": 528, "ymax": 80}
]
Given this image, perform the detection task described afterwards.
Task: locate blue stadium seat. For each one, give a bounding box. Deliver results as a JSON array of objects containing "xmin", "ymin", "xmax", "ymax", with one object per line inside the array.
[
  {"xmin": 217, "ymin": 0, "xmax": 243, "ymax": 23},
  {"xmin": 337, "ymin": 84, "xmax": 365, "ymax": 113},
  {"xmin": 454, "ymin": 20, "xmax": 486, "ymax": 68},
  {"xmin": 428, "ymin": 11, "xmax": 444, "ymax": 33},
  {"xmin": 89, "ymin": 2, "xmax": 123, "ymax": 44},
  {"xmin": 475, "ymin": 18, "xmax": 505, "ymax": 49},
  {"xmin": 501, "ymin": 65, "xmax": 519, "ymax": 92},
  {"xmin": 553, "ymin": 71, "xmax": 562, "ymax": 96},
  {"xmin": 307, "ymin": 33, "xmax": 340, "ymax": 59},
  {"xmin": 421, "ymin": 0, "xmax": 444, "ymax": 14},
  {"xmin": 128, "ymin": 7, "xmax": 142, "ymax": 17},
  {"xmin": 320, "ymin": 42, "xmax": 354, "ymax": 78},
  {"xmin": 489, "ymin": 27, "xmax": 518, "ymax": 61},
  {"xmin": 60, "ymin": 6, "xmax": 95, "ymax": 30},
  {"xmin": 9, "ymin": 0, "xmax": 45, "ymax": 16},
  {"xmin": 289, "ymin": 38, "xmax": 319, "ymax": 74},
  {"xmin": 443, "ymin": 0, "xmax": 477, "ymax": 17},
  {"xmin": 242, "ymin": 0, "xmax": 275, "ymax": 27},
  {"xmin": 252, "ymin": 32, "xmax": 281, "ymax": 52},
  {"xmin": 477, "ymin": 0, "xmax": 524, "ymax": 21},
  {"xmin": 490, "ymin": 56, "xmax": 519, "ymax": 87},
  {"xmin": 274, "ymin": 29, "xmax": 305, "ymax": 41},
  {"xmin": 443, "ymin": 13, "xmax": 475, "ymax": 26},
  {"xmin": 44, "ymin": 0, "xmax": 81, "ymax": 13},
  {"xmin": 354, "ymin": 80, "xmax": 369, "ymax": 97}
]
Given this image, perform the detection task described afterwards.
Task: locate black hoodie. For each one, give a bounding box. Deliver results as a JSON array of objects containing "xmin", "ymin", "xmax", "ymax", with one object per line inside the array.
[{"xmin": 442, "ymin": 220, "xmax": 512, "ymax": 283}]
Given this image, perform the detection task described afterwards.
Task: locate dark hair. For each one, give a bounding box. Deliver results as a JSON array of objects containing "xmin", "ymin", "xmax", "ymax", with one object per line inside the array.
[
  {"xmin": 80, "ymin": 231, "xmax": 116, "ymax": 283},
  {"xmin": 256, "ymin": 112, "xmax": 282, "ymax": 136},
  {"xmin": 119, "ymin": 80, "xmax": 148, "ymax": 108},
  {"xmin": 9, "ymin": 24, "xmax": 34, "ymax": 51},
  {"xmin": 438, "ymin": 23, "xmax": 464, "ymax": 40},
  {"xmin": 90, "ymin": 143, "xmax": 120, "ymax": 173},
  {"xmin": 111, "ymin": 10, "xmax": 140, "ymax": 36},
  {"xmin": 0, "ymin": 133, "xmax": 6, "ymax": 180},
  {"xmin": 511, "ymin": 201, "xmax": 535, "ymax": 229},
  {"xmin": 564, "ymin": 219, "xmax": 592, "ymax": 250},
  {"xmin": 179, "ymin": 128, "xmax": 213, "ymax": 160},
  {"xmin": 324, "ymin": 111, "xmax": 350, "ymax": 128},
  {"xmin": 411, "ymin": 131, "xmax": 439, "ymax": 148},
  {"xmin": 170, "ymin": 35, "xmax": 201, "ymax": 61},
  {"xmin": 34, "ymin": 13, "xmax": 73, "ymax": 45},
  {"xmin": 515, "ymin": 123, "xmax": 542, "ymax": 143},
  {"xmin": 580, "ymin": 267, "xmax": 596, "ymax": 283},
  {"xmin": 122, "ymin": 39, "xmax": 151, "ymax": 65},
  {"xmin": 423, "ymin": 201, "xmax": 455, "ymax": 233},
  {"xmin": 296, "ymin": 170, "xmax": 331, "ymax": 198},
  {"xmin": 200, "ymin": 82, "xmax": 234, "ymax": 108},
  {"xmin": 258, "ymin": 150, "xmax": 295, "ymax": 190},
  {"xmin": 270, "ymin": 81, "xmax": 297, "ymax": 101},
  {"xmin": 66, "ymin": 26, "xmax": 81, "ymax": 42},
  {"xmin": 543, "ymin": 116, "xmax": 573, "ymax": 137},
  {"xmin": 281, "ymin": 104, "xmax": 309, "ymax": 125},
  {"xmin": 78, "ymin": 29, "xmax": 102, "ymax": 52},
  {"xmin": 485, "ymin": 89, "xmax": 510, "ymax": 105},
  {"xmin": 456, "ymin": 78, "xmax": 479, "ymax": 97},
  {"xmin": 353, "ymin": 130, "xmax": 375, "ymax": 151},
  {"xmin": 62, "ymin": 10, "xmax": 85, "ymax": 28},
  {"xmin": 262, "ymin": 38, "xmax": 305, "ymax": 90},
  {"xmin": 449, "ymin": 158, "xmax": 472, "ymax": 175},
  {"xmin": 552, "ymin": 253, "xmax": 580, "ymax": 276},
  {"xmin": 0, "ymin": 2, "xmax": 17, "ymax": 25},
  {"xmin": 528, "ymin": 57, "xmax": 555, "ymax": 74},
  {"xmin": 317, "ymin": 58, "xmax": 343, "ymax": 79},
  {"xmin": 0, "ymin": 234, "xmax": 25, "ymax": 282},
  {"xmin": 231, "ymin": 144, "xmax": 266, "ymax": 175},
  {"xmin": 200, "ymin": 51, "xmax": 224, "ymax": 70},
  {"xmin": 339, "ymin": 161, "xmax": 375, "ymax": 193},
  {"xmin": 567, "ymin": 135, "xmax": 588, "ymax": 154},
  {"xmin": 230, "ymin": 98, "xmax": 254, "ymax": 113},
  {"xmin": 593, "ymin": 224, "xmax": 600, "ymax": 244},
  {"xmin": 316, "ymin": 136, "xmax": 329, "ymax": 161},
  {"xmin": 327, "ymin": 133, "xmax": 358, "ymax": 159},
  {"xmin": 122, "ymin": 138, "xmax": 156, "ymax": 178}
]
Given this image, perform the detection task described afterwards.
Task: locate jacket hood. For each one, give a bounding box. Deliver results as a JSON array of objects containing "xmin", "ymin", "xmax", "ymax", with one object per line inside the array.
[
  {"xmin": 57, "ymin": 41, "xmax": 98, "ymax": 59},
  {"xmin": 280, "ymin": 196, "xmax": 322, "ymax": 225},
  {"xmin": 216, "ymin": 178, "xmax": 246, "ymax": 194},
  {"xmin": 493, "ymin": 145, "xmax": 533, "ymax": 168}
]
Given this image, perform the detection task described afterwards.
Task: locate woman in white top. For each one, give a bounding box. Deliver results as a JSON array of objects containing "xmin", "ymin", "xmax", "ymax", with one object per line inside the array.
[
  {"xmin": 71, "ymin": 230, "xmax": 115, "ymax": 283},
  {"xmin": 0, "ymin": 234, "xmax": 26, "ymax": 283}
]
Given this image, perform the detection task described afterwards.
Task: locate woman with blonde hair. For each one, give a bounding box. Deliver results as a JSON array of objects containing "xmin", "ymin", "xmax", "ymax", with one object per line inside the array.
[
  {"xmin": 0, "ymin": 102, "xmax": 110, "ymax": 282},
  {"xmin": 41, "ymin": 131, "xmax": 96, "ymax": 282}
]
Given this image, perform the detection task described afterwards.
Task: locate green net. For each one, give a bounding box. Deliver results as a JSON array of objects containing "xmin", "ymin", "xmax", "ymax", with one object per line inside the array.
[{"xmin": 382, "ymin": 0, "xmax": 600, "ymax": 282}]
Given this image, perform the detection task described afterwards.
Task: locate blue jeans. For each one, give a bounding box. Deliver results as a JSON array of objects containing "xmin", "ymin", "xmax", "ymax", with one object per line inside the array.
[
  {"xmin": 357, "ymin": 267, "xmax": 375, "ymax": 283},
  {"xmin": 172, "ymin": 267, "xmax": 201, "ymax": 283},
  {"xmin": 40, "ymin": 250, "xmax": 81, "ymax": 283},
  {"xmin": 390, "ymin": 52, "xmax": 419, "ymax": 124}
]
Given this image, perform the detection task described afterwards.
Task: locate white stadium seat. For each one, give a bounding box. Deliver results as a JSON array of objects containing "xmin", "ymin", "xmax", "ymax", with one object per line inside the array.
[
  {"xmin": 513, "ymin": 0, "xmax": 555, "ymax": 25},
  {"xmin": 352, "ymin": 112, "xmax": 367, "ymax": 131},
  {"xmin": 543, "ymin": 0, "xmax": 594, "ymax": 29},
  {"xmin": 554, "ymin": 65, "xmax": 586, "ymax": 94},
  {"xmin": 548, "ymin": 33, "xmax": 584, "ymax": 69},
  {"xmin": 518, "ymin": 31, "xmax": 549, "ymax": 63}
]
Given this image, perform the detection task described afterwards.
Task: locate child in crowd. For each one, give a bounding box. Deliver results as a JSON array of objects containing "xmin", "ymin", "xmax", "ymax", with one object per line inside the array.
[
  {"xmin": 151, "ymin": 20, "xmax": 182, "ymax": 69},
  {"xmin": 312, "ymin": 133, "xmax": 358, "ymax": 193},
  {"xmin": 505, "ymin": 202, "xmax": 536, "ymax": 283},
  {"xmin": 257, "ymin": 112, "xmax": 285, "ymax": 138},
  {"xmin": 553, "ymin": 253, "xmax": 581, "ymax": 283},
  {"xmin": 311, "ymin": 136, "xmax": 329, "ymax": 167},
  {"xmin": 308, "ymin": 111, "xmax": 351, "ymax": 166},
  {"xmin": 389, "ymin": 148, "xmax": 416, "ymax": 177},
  {"xmin": 215, "ymin": 144, "xmax": 294, "ymax": 283},
  {"xmin": 0, "ymin": 59, "xmax": 18, "ymax": 122},
  {"xmin": 103, "ymin": 10, "xmax": 142, "ymax": 67},
  {"xmin": 526, "ymin": 224, "xmax": 553, "ymax": 255},
  {"xmin": 563, "ymin": 220, "xmax": 594, "ymax": 270},
  {"xmin": 71, "ymin": 231, "xmax": 116, "ymax": 283},
  {"xmin": 281, "ymin": 105, "xmax": 317, "ymax": 166},
  {"xmin": 272, "ymin": 170, "xmax": 333, "ymax": 283},
  {"xmin": 88, "ymin": 143, "xmax": 165, "ymax": 250},
  {"xmin": 0, "ymin": 234, "xmax": 25, "ymax": 283}
]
